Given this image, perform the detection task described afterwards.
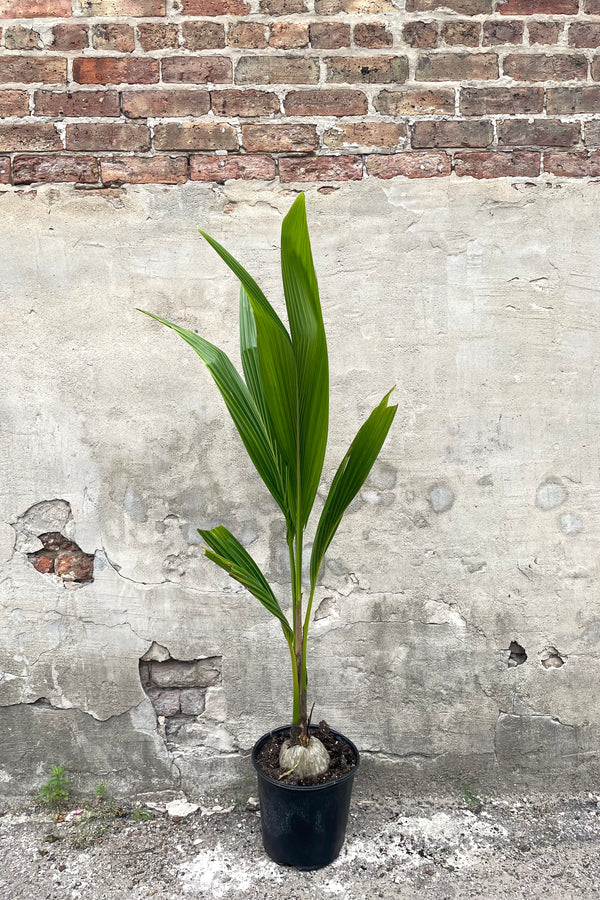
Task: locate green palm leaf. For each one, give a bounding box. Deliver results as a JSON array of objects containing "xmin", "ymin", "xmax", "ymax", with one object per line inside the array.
[
  {"xmin": 198, "ymin": 525, "xmax": 292, "ymax": 638},
  {"xmin": 310, "ymin": 390, "xmax": 397, "ymax": 588}
]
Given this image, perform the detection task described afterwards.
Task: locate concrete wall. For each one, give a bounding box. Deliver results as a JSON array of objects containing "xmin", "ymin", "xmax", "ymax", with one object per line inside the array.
[{"xmin": 1, "ymin": 178, "xmax": 600, "ymax": 797}]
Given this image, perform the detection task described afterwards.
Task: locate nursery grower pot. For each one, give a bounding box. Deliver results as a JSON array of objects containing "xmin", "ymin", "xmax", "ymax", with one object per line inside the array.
[{"xmin": 251, "ymin": 725, "xmax": 359, "ymax": 870}]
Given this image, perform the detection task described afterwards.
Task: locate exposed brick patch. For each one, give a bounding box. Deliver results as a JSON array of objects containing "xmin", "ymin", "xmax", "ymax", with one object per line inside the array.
[
  {"xmin": 315, "ymin": 0, "xmax": 395, "ymax": 11},
  {"xmin": 182, "ymin": 22, "xmax": 226, "ymax": 50},
  {"xmin": 375, "ymin": 88, "xmax": 454, "ymax": 115},
  {"xmin": 181, "ymin": 0, "xmax": 249, "ymax": 11},
  {"xmin": 415, "ymin": 53, "xmax": 499, "ymax": 82},
  {"xmin": 403, "ymin": 21, "xmax": 438, "ymax": 49},
  {"xmin": 0, "ymin": 0, "xmax": 70, "ymax": 15},
  {"xmin": 27, "ymin": 532, "xmax": 94, "ymax": 585},
  {"xmin": 498, "ymin": 119, "xmax": 580, "ymax": 147},
  {"xmin": 241, "ymin": 123, "xmax": 318, "ymax": 152},
  {"xmin": 547, "ymin": 86, "xmax": 600, "ymax": 114},
  {"xmin": 503, "ymin": 54, "xmax": 587, "ymax": 82},
  {"xmin": 442, "ymin": 21, "xmax": 480, "ymax": 47},
  {"xmin": 227, "ymin": 22, "xmax": 268, "ymax": 49},
  {"xmin": 236, "ymin": 56, "xmax": 319, "ymax": 84},
  {"xmin": 412, "ymin": 120, "xmax": 493, "ymax": 148},
  {"xmin": 460, "ymin": 86, "xmax": 544, "ymax": 115},
  {"xmin": 212, "ymin": 89, "xmax": 280, "ymax": 116},
  {"xmin": 483, "ymin": 20, "xmax": 524, "ymax": 46},
  {"xmin": 34, "ymin": 89, "xmax": 120, "ymax": 118},
  {"xmin": 162, "ymin": 56, "xmax": 232, "ymax": 84},
  {"xmin": 137, "ymin": 23, "xmax": 179, "ymax": 51},
  {"xmin": 0, "ymin": 157, "xmax": 10, "ymax": 184},
  {"xmin": 454, "ymin": 151, "xmax": 540, "ymax": 178},
  {"xmin": 309, "ymin": 23, "xmax": 350, "ymax": 49},
  {"xmin": 284, "ymin": 88, "xmax": 367, "ymax": 115},
  {"xmin": 528, "ymin": 21, "xmax": 562, "ymax": 46},
  {"xmin": 123, "ymin": 89, "xmax": 210, "ymax": 118},
  {"xmin": 5, "ymin": 26, "xmax": 43, "ymax": 52},
  {"xmin": 73, "ymin": 57, "xmax": 159, "ymax": 85},
  {"xmin": 569, "ymin": 24, "xmax": 600, "ymax": 49},
  {"xmin": 326, "ymin": 56, "xmax": 408, "ymax": 84},
  {"xmin": 260, "ymin": 0, "xmax": 307, "ymax": 12},
  {"xmin": 101, "ymin": 156, "xmax": 188, "ymax": 184},
  {"xmin": 544, "ymin": 150, "xmax": 600, "ymax": 176},
  {"xmin": 366, "ymin": 151, "xmax": 451, "ymax": 178},
  {"xmin": 50, "ymin": 24, "xmax": 89, "ymax": 51},
  {"xmin": 153, "ymin": 122, "xmax": 238, "ymax": 150},
  {"xmin": 190, "ymin": 153, "xmax": 276, "ymax": 180},
  {"xmin": 279, "ymin": 155, "xmax": 363, "ymax": 181},
  {"xmin": 14, "ymin": 155, "xmax": 99, "ymax": 185},
  {"xmin": 498, "ymin": 0, "xmax": 577, "ymax": 12},
  {"xmin": 406, "ymin": 0, "xmax": 491, "ymax": 11},
  {"xmin": 0, "ymin": 124, "xmax": 61, "ymax": 152},
  {"xmin": 0, "ymin": 57, "xmax": 66, "ymax": 84},
  {"xmin": 77, "ymin": 0, "xmax": 165, "ymax": 13},
  {"xmin": 269, "ymin": 23, "xmax": 309, "ymax": 49},
  {"xmin": 323, "ymin": 121, "xmax": 406, "ymax": 149},
  {"xmin": 65, "ymin": 123, "xmax": 151, "ymax": 151},
  {"xmin": 354, "ymin": 23, "xmax": 393, "ymax": 48},
  {"xmin": 91, "ymin": 24, "xmax": 135, "ymax": 52},
  {"xmin": 0, "ymin": 91, "xmax": 30, "ymax": 118}
]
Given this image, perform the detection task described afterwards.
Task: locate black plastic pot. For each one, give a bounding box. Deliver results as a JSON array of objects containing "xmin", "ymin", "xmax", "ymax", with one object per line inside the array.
[{"xmin": 251, "ymin": 725, "xmax": 359, "ymax": 870}]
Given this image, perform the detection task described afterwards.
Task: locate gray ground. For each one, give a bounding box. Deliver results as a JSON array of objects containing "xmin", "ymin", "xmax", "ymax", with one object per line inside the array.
[{"xmin": 2, "ymin": 767, "xmax": 600, "ymax": 899}]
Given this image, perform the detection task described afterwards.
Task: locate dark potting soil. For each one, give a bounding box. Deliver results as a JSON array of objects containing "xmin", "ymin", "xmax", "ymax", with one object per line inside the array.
[{"xmin": 255, "ymin": 721, "xmax": 357, "ymax": 787}]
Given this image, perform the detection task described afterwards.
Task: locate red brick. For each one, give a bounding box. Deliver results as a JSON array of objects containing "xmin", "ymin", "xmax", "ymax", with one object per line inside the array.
[
  {"xmin": 460, "ymin": 86, "xmax": 544, "ymax": 115},
  {"xmin": 0, "ymin": 157, "xmax": 9, "ymax": 184},
  {"xmin": 56, "ymin": 553, "xmax": 94, "ymax": 582},
  {"xmin": 498, "ymin": 119, "xmax": 580, "ymax": 147},
  {"xmin": 326, "ymin": 56, "xmax": 408, "ymax": 84},
  {"xmin": 413, "ymin": 120, "xmax": 493, "ymax": 148},
  {"xmin": 316, "ymin": 0, "xmax": 393, "ymax": 9},
  {"xmin": 181, "ymin": 0, "xmax": 249, "ymax": 11},
  {"xmin": 504, "ymin": 54, "xmax": 587, "ymax": 82},
  {"xmin": 73, "ymin": 58, "xmax": 159, "ymax": 85},
  {"xmin": 236, "ymin": 56, "xmax": 319, "ymax": 84},
  {"xmin": 366, "ymin": 151, "xmax": 450, "ymax": 178},
  {"xmin": 50, "ymin": 24, "xmax": 89, "ymax": 51},
  {"xmin": 498, "ymin": 0, "xmax": 577, "ymax": 12},
  {"xmin": 583, "ymin": 121, "xmax": 600, "ymax": 146},
  {"xmin": 416, "ymin": 53, "xmax": 498, "ymax": 81},
  {"xmin": 92, "ymin": 24, "xmax": 135, "ymax": 52},
  {"xmin": 284, "ymin": 88, "xmax": 367, "ymax": 115},
  {"xmin": 442, "ymin": 21, "xmax": 480, "ymax": 46},
  {"xmin": 544, "ymin": 150, "xmax": 600, "ymax": 176},
  {"xmin": 483, "ymin": 20, "xmax": 523, "ymax": 45},
  {"xmin": 34, "ymin": 89, "xmax": 120, "ymax": 117},
  {"xmin": 29, "ymin": 552, "xmax": 55, "ymax": 574},
  {"xmin": 5, "ymin": 26, "xmax": 42, "ymax": 51},
  {"xmin": 241, "ymin": 123, "xmax": 317, "ymax": 152},
  {"xmin": 0, "ymin": 0, "xmax": 70, "ymax": 14},
  {"xmin": 324, "ymin": 122, "xmax": 406, "ymax": 149},
  {"xmin": 101, "ymin": 156, "xmax": 188, "ymax": 185},
  {"xmin": 77, "ymin": 0, "xmax": 165, "ymax": 13},
  {"xmin": 279, "ymin": 155, "xmax": 363, "ymax": 182},
  {"xmin": 569, "ymin": 25, "xmax": 600, "ymax": 49},
  {"xmin": 0, "ymin": 91, "xmax": 29, "ymax": 118},
  {"xmin": 182, "ymin": 22, "xmax": 226, "ymax": 50},
  {"xmin": 592, "ymin": 58, "xmax": 600, "ymax": 81},
  {"xmin": 153, "ymin": 122, "xmax": 238, "ymax": 150},
  {"xmin": 269, "ymin": 23, "xmax": 309, "ymax": 49},
  {"xmin": 454, "ymin": 151, "xmax": 540, "ymax": 178},
  {"xmin": 403, "ymin": 22, "xmax": 437, "ymax": 49},
  {"xmin": 375, "ymin": 88, "xmax": 454, "ymax": 115},
  {"xmin": 0, "ymin": 57, "xmax": 66, "ymax": 84},
  {"xmin": 66, "ymin": 123, "xmax": 151, "ymax": 151},
  {"xmin": 137, "ymin": 23, "xmax": 179, "ymax": 51},
  {"xmin": 310, "ymin": 23, "xmax": 350, "ymax": 49},
  {"xmin": 527, "ymin": 22, "xmax": 561, "ymax": 46},
  {"xmin": 162, "ymin": 57, "xmax": 232, "ymax": 84},
  {"xmin": 211, "ymin": 89, "xmax": 279, "ymax": 116},
  {"xmin": 190, "ymin": 154, "xmax": 276, "ymax": 181},
  {"xmin": 406, "ymin": 0, "xmax": 491, "ymax": 11},
  {"xmin": 260, "ymin": 0, "xmax": 306, "ymax": 12},
  {"xmin": 227, "ymin": 22, "xmax": 267, "ymax": 48},
  {"xmin": 547, "ymin": 85, "xmax": 600, "ymax": 114},
  {"xmin": 586, "ymin": 0, "xmax": 600, "ymax": 11},
  {"xmin": 13, "ymin": 155, "xmax": 98, "ymax": 184},
  {"xmin": 0, "ymin": 123, "xmax": 60, "ymax": 151},
  {"xmin": 355, "ymin": 23, "xmax": 393, "ymax": 48},
  {"xmin": 123, "ymin": 89, "xmax": 210, "ymax": 118}
]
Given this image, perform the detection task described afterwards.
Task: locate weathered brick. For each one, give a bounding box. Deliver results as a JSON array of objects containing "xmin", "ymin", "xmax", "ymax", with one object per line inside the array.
[
  {"xmin": 355, "ymin": 23, "xmax": 393, "ymax": 48},
  {"xmin": 211, "ymin": 89, "xmax": 279, "ymax": 116},
  {"xmin": 499, "ymin": 0, "xmax": 577, "ymax": 12},
  {"xmin": 154, "ymin": 122, "xmax": 238, "ymax": 150},
  {"xmin": 498, "ymin": 119, "xmax": 580, "ymax": 147},
  {"xmin": 162, "ymin": 57, "xmax": 232, "ymax": 84},
  {"xmin": 66, "ymin": 123, "xmax": 151, "ymax": 151},
  {"xmin": 150, "ymin": 658, "xmax": 221, "ymax": 689},
  {"xmin": 569, "ymin": 24, "xmax": 600, "ymax": 49},
  {"xmin": 586, "ymin": 0, "xmax": 600, "ymax": 11},
  {"xmin": 284, "ymin": 88, "xmax": 367, "ymax": 115},
  {"xmin": 0, "ymin": 57, "xmax": 66, "ymax": 85},
  {"xmin": 34, "ymin": 89, "xmax": 120, "ymax": 118},
  {"xmin": 146, "ymin": 688, "xmax": 180, "ymax": 717},
  {"xmin": 547, "ymin": 85, "xmax": 600, "ymax": 114},
  {"xmin": 403, "ymin": 22, "xmax": 437, "ymax": 49},
  {"xmin": 460, "ymin": 86, "xmax": 544, "ymax": 115},
  {"xmin": 227, "ymin": 22, "xmax": 268, "ymax": 48},
  {"xmin": 13, "ymin": 155, "xmax": 98, "ymax": 184},
  {"xmin": 0, "ymin": 0, "xmax": 70, "ymax": 14},
  {"xmin": 92, "ymin": 24, "xmax": 135, "ymax": 52},
  {"xmin": 416, "ymin": 53, "xmax": 498, "ymax": 82},
  {"xmin": 441, "ymin": 21, "xmax": 480, "ymax": 47},
  {"xmin": 326, "ymin": 55, "xmax": 408, "ymax": 84},
  {"xmin": 0, "ymin": 157, "xmax": 9, "ymax": 184},
  {"xmin": 56, "ymin": 552, "xmax": 94, "ymax": 582},
  {"xmin": 315, "ymin": 0, "xmax": 394, "ymax": 10},
  {"xmin": 584, "ymin": 120, "xmax": 600, "ymax": 146},
  {"xmin": 180, "ymin": 689, "xmax": 206, "ymax": 715},
  {"xmin": 375, "ymin": 88, "xmax": 454, "ymax": 116},
  {"xmin": 279, "ymin": 155, "xmax": 363, "ymax": 182},
  {"xmin": 123, "ymin": 89, "xmax": 210, "ymax": 118},
  {"xmin": 454, "ymin": 151, "xmax": 540, "ymax": 178},
  {"xmin": 101, "ymin": 156, "xmax": 188, "ymax": 184},
  {"xmin": 483, "ymin": 20, "xmax": 523, "ymax": 46},
  {"xmin": 544, "ymin": 150, "xmax": 600, "ymax": 176},
  {"xmin": 5, "ymin": 26, "xmax": 43, "ymax": 51},
  {"xmin": 309, "ymin": 23, "xmax": 350, "ymax": 49},
  {"xmin": 29, "ymin": 552, "xmax": 55, "ymax": 573},
  {"xmin": 527, "ymin": 22, "xmax": 562, "ymax": 46},
  {"xmin": 413, "ymin": 120, "xmax": 493, "ymax": 148},
  {"xmin": 77, "ymin": 0, "xmax": 165, "ymax": 13},
  {"xmin": 181, "ymin": 0, "xmax": 249, "ymax": 11},
  {"xmin": 366, "ymin": 151, "xmax": 451, "ymax": 178},
  {"xmin": 504, "ymin": 54, "xmax": 587, "ymax": 82},
  {"xmin": 73, "ymin": 58, "xmax": 159, "ymax": 85},
  {"xmin": 324, "ymin": 122, "xmax": 406, "ymax": 149},
  {"xmin": 0, "ymin": 91, "xmax": 29, "ymax": 118},
  {"xmin": 137, "ymin": 23, "xmax": 179, "ymax": 51},
  {"xmin": 406, "ymin": 0, "xmax": 491, "ymax": 11},
  {"xmin": 269, "ymin": 23, "xmax": 309, "ymax": 48},
  {"xmin": 241, "ymin": 123, "xmax": 317, "ymax": 152},
  {"xmin": 190, "ymin": 154, "xmax": 276, "ymax": 181},
  {"xmin": 592, "ymin": 57, "xmax": 600, "ymax": 81},
  {"xmin": 259, "ymin": 0, "xmax": 306, "ymax": 12},
  {"xmin": 50, "ymin": 24, "xmax": 89, "ymax": 51},
  {"xmin": 236, "ymin": 56, "xmax": 319, "ymax": 84},
  {"xmin": 182, "ymin": 21, "xmax": 226, "ymax": 50},
  {"xmin": 0, "ymin": 123, "xmax": 60, "ymax": 151}
]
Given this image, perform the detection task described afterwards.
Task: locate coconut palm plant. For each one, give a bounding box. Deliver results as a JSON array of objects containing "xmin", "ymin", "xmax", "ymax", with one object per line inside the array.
[{"xmin": 141, "ymin": 193, "xmax": 396, "ymax": 778}]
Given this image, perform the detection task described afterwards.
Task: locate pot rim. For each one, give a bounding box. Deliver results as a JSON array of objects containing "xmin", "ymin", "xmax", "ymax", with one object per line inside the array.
[{"xmin": 251, "ymin": 724, "xmax": 360, "ymax": 793}]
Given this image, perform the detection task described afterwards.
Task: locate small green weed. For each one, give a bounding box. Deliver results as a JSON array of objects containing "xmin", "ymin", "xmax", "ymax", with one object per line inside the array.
[
  {"xmin": 131, "ymin": 808, "xmax": 153, "ymax": 822},
  {"xmin": 459, "ymin": 778, "xmax": 483, "ymax": 813},
  {"xmin": 39, "ymin": 766, "xmax": 72, "ymax": 809},
  {"xmin": 95, "ymin": 782, "xmax": 108, "ymax": 802}
]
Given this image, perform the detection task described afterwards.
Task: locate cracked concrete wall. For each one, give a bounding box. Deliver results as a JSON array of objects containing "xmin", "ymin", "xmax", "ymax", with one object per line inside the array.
[{"xmin": 1, "ymin": 178, "xmax": 600, "ymax": 798}]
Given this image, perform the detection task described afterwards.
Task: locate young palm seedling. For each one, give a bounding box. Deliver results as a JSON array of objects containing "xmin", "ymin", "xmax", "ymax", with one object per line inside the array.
[{"xmin": 141, "ymin": 193, "xmax": 396, "ymax": 780}]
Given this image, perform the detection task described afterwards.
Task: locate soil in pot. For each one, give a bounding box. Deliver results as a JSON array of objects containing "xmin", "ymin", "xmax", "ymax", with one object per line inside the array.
[{"xmin": 254, "ymin": 721, "xmax": 357, "ymax": 786}]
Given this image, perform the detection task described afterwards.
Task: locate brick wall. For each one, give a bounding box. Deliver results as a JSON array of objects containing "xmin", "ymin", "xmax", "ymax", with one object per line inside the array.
[{"xmin": 1, "ymin": 0, "xmax": 600, "ymax": 185}]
